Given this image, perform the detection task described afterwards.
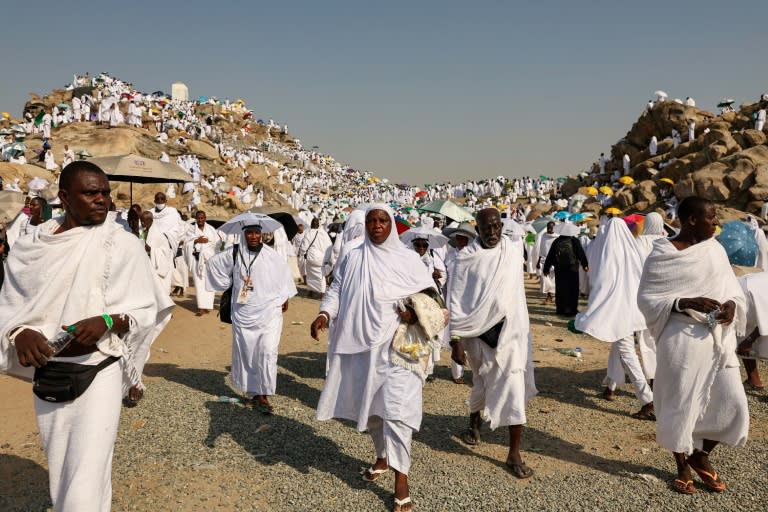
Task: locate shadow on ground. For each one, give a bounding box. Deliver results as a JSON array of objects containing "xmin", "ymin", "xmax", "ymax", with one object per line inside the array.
[{"xmin": 0, "ymin": 454, "xmax": 50, "ymax": 512}]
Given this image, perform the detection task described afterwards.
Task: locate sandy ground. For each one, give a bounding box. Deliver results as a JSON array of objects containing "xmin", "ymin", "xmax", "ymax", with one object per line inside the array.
[{"xmin": 1, "ymin": 280, "xmax": 766, "ymax": 511}]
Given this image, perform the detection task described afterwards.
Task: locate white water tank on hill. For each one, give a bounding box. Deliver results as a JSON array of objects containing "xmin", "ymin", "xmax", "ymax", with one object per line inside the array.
[{"xmin": 171, "ymin": 82, "xmax": 188, "ymax": 101}]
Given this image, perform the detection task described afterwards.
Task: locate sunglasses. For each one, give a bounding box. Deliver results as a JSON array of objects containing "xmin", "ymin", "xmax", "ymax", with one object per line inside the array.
[{"xmin": 412, "ymin": 242, "xmax": 429, "ymax": 248}]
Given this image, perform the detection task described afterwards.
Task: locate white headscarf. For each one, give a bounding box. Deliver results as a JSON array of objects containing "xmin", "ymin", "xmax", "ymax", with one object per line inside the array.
[
  {"xmin": 326, "ymin": 204, "xmax": 435, "ymax": 354},
  {"xmin": 642, "ymin": 212, "xmax": 665, "ymax": 235},
  {"xmin": 575, "ymin": 218, "xmax": 646, "ymax": 341},
  {"xmin": 342, "ymin": 209, "xmax": 366, "ymax": 245},
  {"xmin": 637, "ymin": 212, "xmax": 667, "ymax": 260}
]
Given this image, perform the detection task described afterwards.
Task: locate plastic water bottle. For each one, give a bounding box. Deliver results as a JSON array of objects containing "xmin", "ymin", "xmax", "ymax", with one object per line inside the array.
[
  {"xmin": 574, "ymin": 347, "xmax": 583, "ymax": 358},
  {"xmin": 47, "ymin": 331, "xmax": 75, "ymax": 355}
]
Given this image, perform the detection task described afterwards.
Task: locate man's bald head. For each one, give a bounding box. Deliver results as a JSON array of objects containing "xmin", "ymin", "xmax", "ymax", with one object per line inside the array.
[
  {"xmin": 476, "ymin": 208, "xmax": 502, "ymax": 248},
  {"xmin": 154, "ymin": 192, "xmax": 166, "ymax": 204},
  {"xmin": 59, "ymin": 161, "xmax": 107, "ymax": 192},
  {"xmin": 140, "ymin": 210, "xmax": 154, "ymax": 230},
  {"xmin": 677, "ymin": 196, "xmax": 712, "ymax": 223}
]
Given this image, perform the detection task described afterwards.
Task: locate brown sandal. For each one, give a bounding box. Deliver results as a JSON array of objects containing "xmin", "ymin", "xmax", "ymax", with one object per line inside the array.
[
  {"xmin": 670, "ymin": 478, "xmax": 696, "ymax": 494},
  {"xmin": 506, "ymin": 461, "xmax": 534, "ymax": 479}
]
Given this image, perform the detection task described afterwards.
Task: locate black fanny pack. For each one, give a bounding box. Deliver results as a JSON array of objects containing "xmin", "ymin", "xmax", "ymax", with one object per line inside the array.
[
  {"xmin": 33, "ymin": 356, "xmax": 120, "ymax": 403},
  {"xmin": 478, "ymin": 320, "xmax": 505, "ymax": 349}
]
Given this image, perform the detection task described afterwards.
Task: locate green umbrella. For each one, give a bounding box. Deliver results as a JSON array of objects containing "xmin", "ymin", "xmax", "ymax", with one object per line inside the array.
[
  {"xmin": 417, "ymin": 200, "xmax": 474, "ymax": 222},
  {"xmin": 531, "ymin": 215, "xmax": 555, "ymax": 232}
]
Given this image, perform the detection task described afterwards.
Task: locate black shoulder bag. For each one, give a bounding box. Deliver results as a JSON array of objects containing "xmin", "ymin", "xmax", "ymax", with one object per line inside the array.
[
  {"xmin": 33, "ymin": 356, "xmax": 120, "ymax": 403},
  {"xmin": 478, "ymin": 320, "xmax": 505, "ymax": 349},
  {"xmin": 219, "ymin": 244, "xmax": 239, "ymax": 324}
]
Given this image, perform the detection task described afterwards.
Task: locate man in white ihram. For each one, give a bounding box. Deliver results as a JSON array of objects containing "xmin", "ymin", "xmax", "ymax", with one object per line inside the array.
[
  {"xmin": 207, "ymin": 223, "xmax": 297, "ymax": 413},
  {"xmin": 449, "ymin": 208, "xmax": 536, "ymax": 479},
  {"xmin": 298, "ymin": 217, "xmax": 333, "ymax": 298},
  {"xmin": 638, "ymin": 196, "xmax": 749, "ymax": 495},
  {"xmin": 0, "ymin": 161, "xmax": 172, "ymax": 512},
  {"xmin": 140, "ymin": 210, "xmax": 175, "ymax": 293},
  {"xmin": 185, "ymin": 210, "xmax": 220, "ymax": 316},
  {"xmin": 535, "ymin": 221, "xmax": 558, "ymax": 305}
]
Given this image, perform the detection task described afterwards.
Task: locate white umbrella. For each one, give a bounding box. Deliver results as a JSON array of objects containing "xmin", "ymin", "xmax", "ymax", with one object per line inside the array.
[
  {"xmin": 555, "ymin": 223, "xmax": 581, "ymax": 236},
  {"xmin": 27, "ymin": 177, "xmax": 49, "ymax": 192},
  {"xmin": 502, "ymin": 219, "xmax": 526, "ymax": 237},
  {"xmin": 399, "ymin": 226, "xmax": 449, "ymax": 248},
  {"xmin": 219, "ymin": 212, "xmax": 283, "ymax": 235},
  {"xmin": 654, "ymin": 90, "xmax": 668, "ymax": 101}
]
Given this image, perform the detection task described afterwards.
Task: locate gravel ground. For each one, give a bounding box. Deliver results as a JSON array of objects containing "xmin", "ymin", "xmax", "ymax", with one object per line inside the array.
[{"xmin": 2, "ymin": 283, "xmax": 767, "ymax": 511}]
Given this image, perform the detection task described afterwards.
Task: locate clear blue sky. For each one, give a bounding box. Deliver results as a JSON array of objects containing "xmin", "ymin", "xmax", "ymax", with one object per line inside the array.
[{"xmin": 1, "ymin": 1, "xmax": 764, "ymax": 182}]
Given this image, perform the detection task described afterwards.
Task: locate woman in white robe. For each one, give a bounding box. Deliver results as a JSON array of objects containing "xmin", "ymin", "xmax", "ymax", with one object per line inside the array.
[
  {"xmin": 634, "ymin": 212, "xmax": 667, "ymax": 382},
  {"xmin": 311, "ymin": 205, "xmax": 437, "ymax": 512},
  {"xmin": 575, "ymin": 218, "xmax": 654, "ymax": 418}
]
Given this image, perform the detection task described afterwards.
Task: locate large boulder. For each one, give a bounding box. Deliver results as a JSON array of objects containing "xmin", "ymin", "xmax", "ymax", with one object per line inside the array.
[
  {"xmin": 613, "ymin": 189, "xmax": 634, "ymax": 209},
  {"xmin": 692, "ymin": 164, "xmax": 729, "ymax": 201},
  {"xmin": 742, "ymin": 129, "xmax": 767, "ymax": 148},
  {"xmin": 724, "ymin": 154, "xmax": 759, "ymax": 192},
  {"xmin": 559, "ymin": 177, "xmax": 582, "ymax": 197},
  {"xmin": 185, "ymin": 140, "xmax": 220, "ymax": 161},
  {"xmin": 633, "ymin": 180, "xmax": 658, "ymax": 204},
  {"xmin": 624, "ymin": 102, "xmax": 712, "ymax": 148}
]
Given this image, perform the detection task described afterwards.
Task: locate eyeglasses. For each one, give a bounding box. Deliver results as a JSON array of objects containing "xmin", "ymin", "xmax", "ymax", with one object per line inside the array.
[{"xmin": 412, "ymin": 242, "xmax": 429, "ymax": 248}]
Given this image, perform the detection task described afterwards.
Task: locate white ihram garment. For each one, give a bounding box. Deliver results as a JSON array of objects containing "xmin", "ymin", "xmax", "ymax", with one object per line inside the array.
[
  {"xmin": 145, "ymin": 226, "xmax": 174, "ymax": 293},
  {"xmin": 449, "ymin": 237, "xmax": 536, "ymax": 429},
  {"xmin": 0, "ymin": 213, "xmax": 173, "ymax": 512},
  {"xmin": 638, "ymin": 237, "xmax": 748, "ymax": 454},
  {"xmin": 576, "ymin": 219, "xmax": 652, "ymax": 403},
  {"xmin": 299, "ymin": 228, "xmax": 333, "ymax": 293},
  {"xmin": 185, "ymin": 223, "xmax": 220, "ymax": 310},
  {"xmin": 634, "ymin": 213, "xmax": 667, "ymax": 380},
  {"xmin": 536, "ymin": 232, "xmax": 558, "ymax": 294},
  {"xmin": 739, "ymin": 272, "xmax": 768, "ymax": 359},
  {"xmin": 316, "ymin": 205, "xmax": 435, "ymax": 475},
  {"xmin": 207, "ymin": 244, "xmax": 296, "ymax": 395}
]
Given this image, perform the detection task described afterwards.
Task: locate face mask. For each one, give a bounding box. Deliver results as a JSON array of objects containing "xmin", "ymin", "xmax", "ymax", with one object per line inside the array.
[{"xmin": 155, "ymin": 203, "xmax": 166, "ymax": 211}]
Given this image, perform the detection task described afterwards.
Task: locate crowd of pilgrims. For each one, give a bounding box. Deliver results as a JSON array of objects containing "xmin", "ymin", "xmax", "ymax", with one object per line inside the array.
[{"xmin": 1, "ymin": 77, "xmax": 767, "ymax": 511}]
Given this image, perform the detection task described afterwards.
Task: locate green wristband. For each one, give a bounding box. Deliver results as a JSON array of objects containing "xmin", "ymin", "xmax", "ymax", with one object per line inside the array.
[{"xmin": 102, "ymin": 313, "xmax": 114, "ymax": 331}]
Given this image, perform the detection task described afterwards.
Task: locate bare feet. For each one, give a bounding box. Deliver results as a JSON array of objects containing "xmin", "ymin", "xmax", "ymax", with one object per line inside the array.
[{"xmin": 602, "ymin": 387, "xmax": 617, "ymax": 401}]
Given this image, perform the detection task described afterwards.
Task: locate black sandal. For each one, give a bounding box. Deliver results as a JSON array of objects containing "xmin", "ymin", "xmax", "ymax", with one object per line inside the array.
[
  {"xmin": 461, "ymin": 429, "xmax": 481, "ymax": 446},
  {"xmin": 506, "ymin": 461, "xmax": 534, "ymax": 479}
]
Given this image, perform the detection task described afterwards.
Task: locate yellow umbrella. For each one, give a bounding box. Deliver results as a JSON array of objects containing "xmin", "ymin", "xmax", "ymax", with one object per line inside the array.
[
  {"xmin": 619, "ymin": 176, "xmax": 634, "ymax": 185},
  {"xmin": 1, "ymin": 112, "xmax": 10, "ymax": 119},
  {"xmin": 599, "ymin": 186, "xmax": 614, "ymax": 195},
  {"xmin": 659, "ymin": 177, "xmax": 674, "ymax": 185},
  {"xmin": 584, "ymin": 186, "xmax": 598, "ymax": 196},
  {"xmin": 605, "ymin": 207, "xmax": 622, "ymax": 215}
]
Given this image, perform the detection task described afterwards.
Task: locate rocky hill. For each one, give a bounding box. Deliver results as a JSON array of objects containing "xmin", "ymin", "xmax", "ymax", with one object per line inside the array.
[
  {"xmin": 563, "ymin": 98, "xmax": 767, "ymax": 222},
  {"xmin": 1, "ymin": 83, "xmax": 310, "ymax": 219}
]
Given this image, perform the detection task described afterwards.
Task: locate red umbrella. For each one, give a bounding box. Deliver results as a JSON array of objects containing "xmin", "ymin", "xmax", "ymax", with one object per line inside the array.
[
  {"xmin": 623, "ymin": 213, "xmax": 645, "ymax": 236},
  {"xmin": 415, "ymin": 191, "xmax": 428, "ymax": 198},
  {"xmin": 394, "ymin": 216, "xmax": 411, "ymax": 235}
]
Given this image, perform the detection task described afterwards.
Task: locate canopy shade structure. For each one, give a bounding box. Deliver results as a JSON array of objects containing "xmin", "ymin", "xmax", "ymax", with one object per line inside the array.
[{"xmin": 87, "ymin": 153, "xmax": 190, "ymax": 203}]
